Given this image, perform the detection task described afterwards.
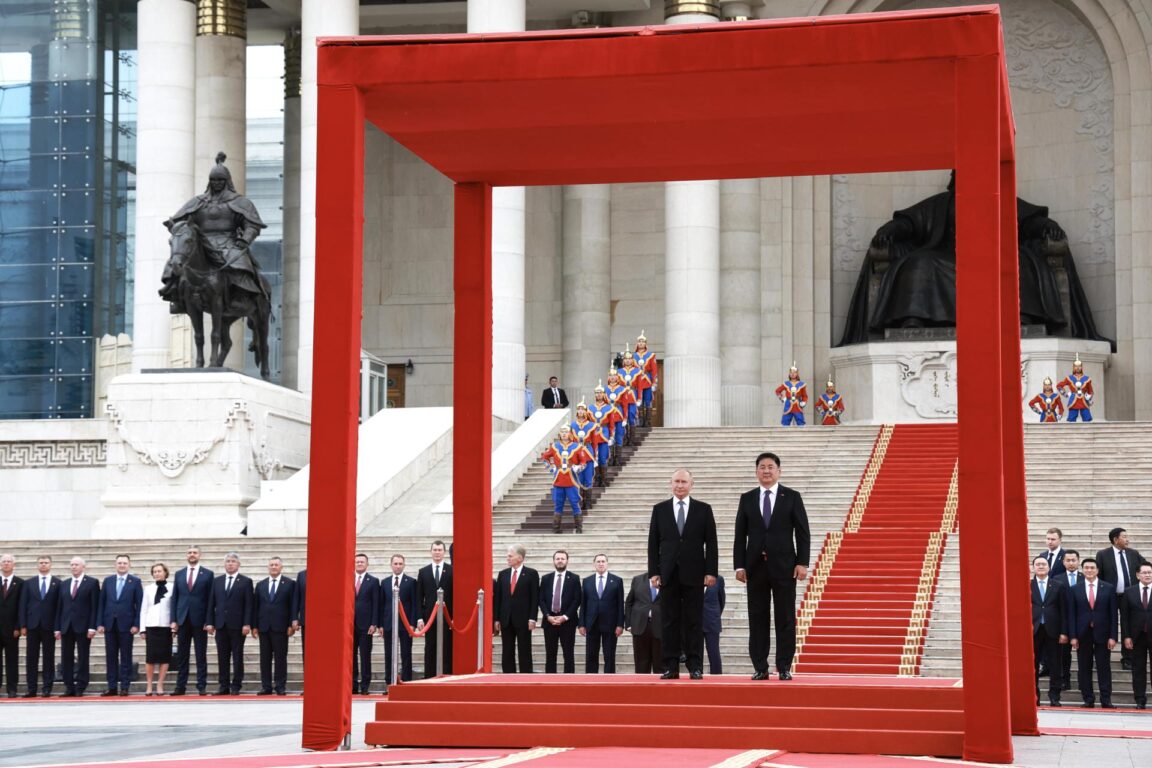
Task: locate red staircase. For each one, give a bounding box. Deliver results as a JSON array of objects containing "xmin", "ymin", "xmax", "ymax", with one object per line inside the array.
[{"xmin": 795, "ymin": 424, "xmax": 959, "ymax": 675}]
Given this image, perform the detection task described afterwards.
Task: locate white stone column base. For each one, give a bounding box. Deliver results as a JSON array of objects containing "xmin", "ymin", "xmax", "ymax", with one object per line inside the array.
[
  {"xmin": 722, "ymin": 384, "xmax": 762, "ymax": 426},
  {"xmin": 663, "ymin": 354, "xmax": 722, "ymax": 427}
]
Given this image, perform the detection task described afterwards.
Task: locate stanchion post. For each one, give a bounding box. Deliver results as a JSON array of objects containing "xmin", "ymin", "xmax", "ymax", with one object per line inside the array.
[
  {"xmin": 436, "ymin": 587, "xmax": 445, "ymax": 677},
  {"xmin": 391, "ymin": 580, "xmax": 400, "ymax": 686},
  {"xmin": 475, "ymin": 588, "xmax": 485, "ymax": 673}
]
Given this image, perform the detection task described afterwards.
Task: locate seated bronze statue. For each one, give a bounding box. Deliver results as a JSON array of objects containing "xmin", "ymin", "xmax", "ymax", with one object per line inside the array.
[{"xmin": 837, "ymin": 172, "xmax": 1112, "ymax": 348}]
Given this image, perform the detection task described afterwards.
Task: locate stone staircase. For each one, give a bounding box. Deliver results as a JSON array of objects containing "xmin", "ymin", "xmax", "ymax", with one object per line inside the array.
[{"xmin": 920, "ymin": 422, "xmax": 1152, "ymax": 706}]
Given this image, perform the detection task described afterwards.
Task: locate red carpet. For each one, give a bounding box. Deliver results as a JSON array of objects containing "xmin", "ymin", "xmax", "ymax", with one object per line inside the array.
[{"xmin": 796, "ymin": 424, "xmax": 958, "ymax": 675}]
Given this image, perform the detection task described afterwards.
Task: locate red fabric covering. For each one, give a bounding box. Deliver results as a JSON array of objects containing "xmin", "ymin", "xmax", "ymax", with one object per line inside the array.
[{"xmin": 310, "ymin": 7, "xmax": 1023, "ymax": 762}]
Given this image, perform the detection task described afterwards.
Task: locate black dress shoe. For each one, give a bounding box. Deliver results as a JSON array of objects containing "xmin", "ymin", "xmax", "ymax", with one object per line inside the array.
[
  {"xmin": 100, "ymin": 690, "xmax": 117, "ymax": 697},
  {"xmin": 1137, "ymin": 700, "xmax": 1147, "ymax": 709},
  {"xmin": 21, "ymin": 692, "xmax": 36, "ymax": 699},
  {"xmin": 119, "ymin": 690, "xmax": 129, "ymax": 697},
  {"xmin": 779, "ymin": 671, "xmax": 793, "ymax": 681},
  {"xmin": 6, "ymin": 693, "xmax": 16, "ymax": 699},
  {"xmin": 1049, "ymin": 700, "xmax": 1062, "ymax": 707},
  {"xmin": 39, "ymin": 691, "xmax": 51, "ymax": 698},
  {"xmin": 275, "ymin": 691, "xmax": 287, "ymax": 696},
  {"xmin": 197, "ymin": 689, "xmax": 208, "ymax": 696},
  {"xmin": 1101, "ymin": 701, "xmax": 1116, "ymax": 709},
  {"xmin": 1122, "ymin": 659, "xmax": 1133, "ymax": 671},
  {"xmin": 170, "ymin": 688, "xmax": 186, "ymax": 696},
  {"xmin": 751, "ymin": 671, "xmax": 770, "ymax": 681},
  {"xmin": 1081, "ymin": 701, "xmax": 1095, "ymax": 708},
  {"xmin": 212, "ymin": 689, "xmax": 230, "ymax": 696},
  {"xmin": 257, "ymin": 690, "xmax": 273, "ymax": 696},
  {"xmin": 660, "ymin": 670, "xmax": 679, "ymax": 680},
  {"xmin": 689, "ymin": 670, "xmax": 703, "ymax": 680}
]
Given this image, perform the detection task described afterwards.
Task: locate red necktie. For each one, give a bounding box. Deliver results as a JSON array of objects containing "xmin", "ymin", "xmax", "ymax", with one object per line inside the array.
[
  {"xmin": 355, "ymin": 575, "xmax": 361, "ymax": 595},
  {"xmin": 187, "ymin": 569, "xmax": 194, "ymax": 590},
  {"xmin": 1143, "ymin": 586, "xmax": 1149, "ymax": 610},
  {"xmin": 1088, "ymin": 582, "xmax": 1095, "ymax": 609},
  {"xmin": 510, "ymin": 569, "xmax": 518, "ymax": 594},
  {"xmin": 71, "ymin": 579, "xmax": 78, "ymax": 599}
]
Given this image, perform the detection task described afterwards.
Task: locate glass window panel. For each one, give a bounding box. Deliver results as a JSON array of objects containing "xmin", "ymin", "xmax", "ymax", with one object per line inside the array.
[
  {"xmin": 59, "ymin": 189, "xmax": 95, "ymax": 226},
  {"xmin": 59, "ymin": 228, "xmax": 95, "ymax": 263},
  {"xmin": 0, "ymin": 230, "xmax": 54, "ymax": 265},
  {"xmin": 59, "ymin": 152, "xmax": 96, "ymax": 190},
  {"xmin": 56, "ymin": 300, "xmax": 92, "ymax": 337},
  {"xmin": 0, "ymin": 190, "xmax": 55, "ymax": 229},
  {"xmin": 56, "ymin": 337, "xmax": 92, "ymax": 373},
  {"xmin": 62, "ymin": 116, "xmax": 95, "ymax": 151},
  {"xmin": 0, "ymin": 155, "xmax": 31, "ymax": 190},
  {"xmin": 0, "ymin": 301, "xmax": 53, "ymax": 339},
  {"xmin": 55, "ymin": 375, "xmax": 92, "ymax": 417},
  {"xmin": 0, "ymin": 263, "xmax": 55, "ymax": 302},
  {"xmin": 0, "ymin": 82, "xmax": 32, "ymax": 119},
  {"xmin": 46, "ymin": 80, "xmax": 98, "ymax": 118},
  {"xmin": 58, "ymin": 262, "xmax": 93, "ymax": 298},
  {"xmin": 0, "ymin": 376, "xmax": 55, "ymax": 419},
  {"xmin": 0, "ymin": 339, "xmax": 54, "ymax": 376}
]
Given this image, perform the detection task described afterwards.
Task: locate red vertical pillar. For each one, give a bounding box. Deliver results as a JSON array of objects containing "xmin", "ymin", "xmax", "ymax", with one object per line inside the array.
[
  {"xmin": 1000, "ymin": 159, "xmax": 1039, "ymax": 735},
  {"xmin": 955, "ymin": 56, "xmax": 1013, "ymax": 763},
  {"xmin": 302, "ymin": 81, "xmax": 364, "ymax": 751},
  {"xmin": 452, "ymin": 182, "xmax": 494, "ymax": 674}
]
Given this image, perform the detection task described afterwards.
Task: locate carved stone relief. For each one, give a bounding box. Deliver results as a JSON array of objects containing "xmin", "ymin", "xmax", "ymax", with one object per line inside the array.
[{"xmin": 0, "ymin": 441, "xmax": 106, "ymax": 468}]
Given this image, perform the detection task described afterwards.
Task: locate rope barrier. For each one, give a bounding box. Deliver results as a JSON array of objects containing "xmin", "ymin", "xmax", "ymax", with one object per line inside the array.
[
  {"xmin": 443, "ymin": 599, "xmax": 480, "ymax": 634},
  {"xmin": 397, "ymin": 602, "xmax": 439, "ymax": 638}
]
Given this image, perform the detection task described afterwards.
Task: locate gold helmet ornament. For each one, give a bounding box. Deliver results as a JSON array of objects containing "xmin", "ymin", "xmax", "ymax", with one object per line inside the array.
[
  {"xmin": 1074, "ymin": 353, "xmax": 1083, "ymax": 368},
  {"xmin": 1043, "ymin": 377, "xmax": 1053, "ymax": 387},
  {"xmin": 594, "ymin": 379, "xmax": 605, "ymax": 393},
  {"xmin": 789, "ymin": 360, "xmax": 799, "ymax": 375},
  {"xmin": 826, "ymin": 375, "xmax": 835, "ymax": 389},
  {"xmin": 636, "ymin": 330, "xmax": 647, "ymax": 343}
]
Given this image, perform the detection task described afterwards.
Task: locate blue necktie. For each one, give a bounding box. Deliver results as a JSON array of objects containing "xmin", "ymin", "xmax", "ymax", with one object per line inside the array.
[
  {"xmin": 116, "ymin": 577, "xmax": 124, "ymax": 600},
  {"xmin": 41, "ymin": 577, "xmax": 46, "ymax": 598},
  {"xmin": 269, "ymin": 580, "xmax": 277, "ymax": 601},
  {"xmin": 1039, "ymin": 581, "xmax": 1046, "ymax": 623}
]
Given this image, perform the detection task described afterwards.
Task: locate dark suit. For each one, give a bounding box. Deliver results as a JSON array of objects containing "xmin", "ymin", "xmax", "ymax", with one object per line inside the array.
[
  {"xmin": 415, "ymin": 562, "xmax": 453, "ymax": 677},
  {"xmin": 539, "ymin": 570, "xmax": 581, "ymax": 673},
  {"xmin": 1120, "ymin": 582, "xmax": 1152, "ymax": 705},
  {"xmin": 0, "ymin": 575, "xmax": 23, "ymax": 695},
  {"xmin": 1038, "ymin": 548, "xmax": 1067, "ymax": 580},
  {"xmin": 580, "ymin": 571, "xmax": 625, "ymax": 673},
  {"xmin": 18, "ymin": 573, "xmax": 59, "ymax": 695},
  {"xmin": 1052, "ymin": 569, "xmax": 1081, "ymax": 689},
  {"xmin": 56, "ymin": 574, "xmax": 100, "ymax": 694},
  {"xmin": 254, "ymin": 576, "xmax": 294, "ymax": 694},
  {"xmin": 703, "ymin": 574, "xmax": 726, "ymax": 675},
  {"xmin": 205, "ymin": 572, "xmax": 253, "ymax": 693},
  {"xmin": 292, "ymin": 569, "xmax": 307, "ymax": 658},
  {"xmin": 494, "ymin": 565, "xmax": 540, "ymax": 673},
  {"xmin": 171, "ymin": 565, "xmax": 214, "ymax": 693},
  {"xmin": 1097, "ymin": 546, "xmax": 1147, "ymax": 667},
  {"xmin": 734, "ymin": 483, "xmax": 810, "ymax": 674},
  {"xmin": 625, "ymin": 572, "xmax": 663, "ymax": 674},
  {"xmin": 648, "ymin": 495, "xmax": 718, "ymax": 674},
  {"xmin": 1031, "ymin": 577, "xmax": 1066, "ymax": 703},
  {"xmin": 352, "ymin": 572, "xmax": 379, "ymax": 692},
  {"xmin": 379, "ymin": 573, "xmax": 417, "ymax": 683},
  {"xmin": 98, "ymin": 573, "xmax": 143, "ymax": 691},
  {"xmin": 541, "ymin": 386, "xmax": 569, "ymax": 409},
  {"xmin": 1067, "ymin": 578, "xmax": 1118, "ymax": 705}
]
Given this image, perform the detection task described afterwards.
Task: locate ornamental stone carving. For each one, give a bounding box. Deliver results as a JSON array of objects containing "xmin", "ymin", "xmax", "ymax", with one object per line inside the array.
[{"xmin": 0, "ymin": 441, "xmax": 106, "ymax": 468}]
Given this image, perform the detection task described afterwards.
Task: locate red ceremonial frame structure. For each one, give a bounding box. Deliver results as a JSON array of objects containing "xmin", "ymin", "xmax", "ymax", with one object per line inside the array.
[{"xmin": 301, "ymin": 6, "xmax": 1034, "ymax": 763}]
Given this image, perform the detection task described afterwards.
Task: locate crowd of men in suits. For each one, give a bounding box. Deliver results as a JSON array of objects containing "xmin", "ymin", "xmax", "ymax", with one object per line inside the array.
[{"xmin": 1031, "ymin": 526, "xmax": 1152, "ymax": 708}]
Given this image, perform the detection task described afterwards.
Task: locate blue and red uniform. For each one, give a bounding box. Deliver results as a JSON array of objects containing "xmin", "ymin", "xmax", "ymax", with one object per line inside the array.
[
  {"xmin": 569, "ymin": 410, "xmax": 600, "ymax": 489},
  {"xmin": 540, "ymin": 433, "xmax": 591, "ymax": 523},
  {"xmin": 816, "ymin": 391, "xmax": 844, "ymax": 425},
  {"xmin": 589, "ymin": 395, "xmax": 614, "ymax": 471},
  {"xmin": 1056, "ymin": 367, "xmax": 1093, "ymax": 422},
  {"xmin": 1029, "ymin": 390, "xmax": 1064, "ymax": 423},
  {"xmin": 774, "ymin": 373, "xmax": 808, "ymax": 427}
]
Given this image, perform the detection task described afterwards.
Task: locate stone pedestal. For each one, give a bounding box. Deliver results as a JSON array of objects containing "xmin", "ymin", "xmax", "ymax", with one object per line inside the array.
[
  {"xmin": 829, "ymin": 337, "xmax": 1111, "ymax": 424},
  {"xmin": 96, "ymin": 371, "xmax": 310, "ymax": 538}
]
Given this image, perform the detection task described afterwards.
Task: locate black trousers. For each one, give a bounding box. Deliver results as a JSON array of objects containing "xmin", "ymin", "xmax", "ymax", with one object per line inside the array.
[
  {"xmin": 500, "ymin": 620, "xmax": 533, "ymax": 673},
  {"xmin": 631, "ymin": 625, "xmax": 664, "ymax": 674},
  {"xmin": 214, "ymin": 628, "xmax": 246, "ymax": 692},
  {"xmin": 1076, "ymin": 633, "xmax": 1113, "ymax": 703},
  {"xmin": 382, "ymin": 631, "xmax": 414, "ymax": 683},
  {"xmin": 1033, "ymin": 627, "xmax": 1063, "ymax": 702},
  {"xmin": 352, "ymin": 629, "xmax": 373, "ymax": 690},
  {"xmin": 1131, "ymin": 631, "xmax": 1151, "ymax": 703},
  {"xmin": 705, "ymin": 631, "xmax": 723, "ymax": 675},
  {"xmin": 25, "ymin": 626, "xmax": 55, "ymax": 693},
  {"xmin": 59, "ymin": 630, "xmax": 92, "ymax": 693},
  {"xmin": 258, "ymin": 630, "xmax": 288, "ymax": 693},
  {"xmin": 174, "ymin": 619, "xmax": 209, "ymax": 692},
  {"xmin": 543, "ymin": 621, "xmax": 577, "ymax": 673},
  {"xmin": 1061, "ymin": 642, "xmax": 1073, "ymax": 689},
  {"xmin": 584, "ymin": 626, "xmax": 618, "ymax": 673},
  {"xmin": 661, "ymin": 576, "xmax": 703, "ymax": 673},
  {"xmin": 104, "ymin": 629, "xmax": 134, "ymax": 690},
  {"xmin": 747, "ymin": 566, "xmax": 797, "ymax": 673},
  {"xmin": 423, "ymin": 622, "xmax": 453, "ymax": 677},
  {"xmin": 0, "ymin": 627, "xmax": 18, "ymax": 694}
]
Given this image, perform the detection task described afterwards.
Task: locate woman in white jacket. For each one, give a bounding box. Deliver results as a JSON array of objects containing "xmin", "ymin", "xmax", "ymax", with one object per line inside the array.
[{"xmin": 139, "ymin": 563, "xmax": 174, "ymax": 695}]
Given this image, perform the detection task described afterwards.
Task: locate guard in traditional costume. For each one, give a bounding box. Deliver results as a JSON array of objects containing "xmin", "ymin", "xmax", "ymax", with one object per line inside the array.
[
  {"xmin": 605, "ymin": 368, "xmax": 633, "ymax": 453},
  {"xmin": 1056, "ymin": 355, "xmax": 1094, "ymax": 422},
  {"xmin": 633, "ymin": 331, "xmax": 658, "ymax": 427},
  {"xmin": 815, "ymin": 377, "xmax": 844, "ymax": 426},
  {"xmin": 570, "ymin": 401, "xmax": 600, "ymax": 506},
  {"xmin": 618, "ymin": 347, "xmax": 641, "ymax": 430},
  {"xmin": 539, "ymin": 425, "xmax": 590, "ymax": 534},
  {"xmin": 774, "ymin": 363, "xmax": 808, "ymax": 427},
  {"xmin": 1029, "ymin": 377, "xmax": 1065, "ymax": 423},
  {"xmin": 588, "ymin": 382, "xmax": 614, "ymax": 486}
]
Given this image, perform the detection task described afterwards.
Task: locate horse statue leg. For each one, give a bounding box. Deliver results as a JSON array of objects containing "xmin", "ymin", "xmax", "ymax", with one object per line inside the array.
[
  {"xmin": 217, "ymin": 316, "xmax": 236, "ymax": 368},
  {"xmin": 209, "ymin": 289, "xmax": 226, "ymax": 368},
  {"xmin": 188, "ymin": 304, "xmax": 207, "ymax": 368},
  {"xmin": 255, "ymin": 297, "xmax": 271, "ymax": 380}
]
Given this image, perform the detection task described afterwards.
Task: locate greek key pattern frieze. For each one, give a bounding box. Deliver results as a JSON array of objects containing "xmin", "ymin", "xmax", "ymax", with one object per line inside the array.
[{"xmin": 0, "ymin": 440, "xmax": 107, "ymax": 468}]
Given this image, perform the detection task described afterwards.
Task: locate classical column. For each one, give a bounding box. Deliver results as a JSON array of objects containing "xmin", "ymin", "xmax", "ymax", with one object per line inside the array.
[
  {"xmin": 468, "ymin": 0, "xmax": 527, "ymax": 423},
  {"xmin": 132, "ymin": 0, "xmax": 196, "ymax": 372},
  {"xmin": 299, "ymin": 0, "xmax": 359, "ymax": 394},
  {"xmin": 720, "ymin": 178, "xmax": 761, "ymax": 425},
  {"xmin": 663, "ymin": 1, "xmax": 721, "ymax": 427},
  {"xmin": 281, "ymin": 29, "xmax": 302, "ymax": 391},
  {"xmin": 561, "ymin": 185, "xmax": 611, "ymax": 401}
]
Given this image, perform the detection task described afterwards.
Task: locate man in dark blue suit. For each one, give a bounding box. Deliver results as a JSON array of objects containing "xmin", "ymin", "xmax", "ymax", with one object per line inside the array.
[
  {"xmin": 703, "ymin": 573, "xmax": 727, "ymax": 675},
  {"xmin": 578, "ymin": 554, "xmax": 625, "ymax": 673},
  {"xmin": 18, "ymin": 555, "xmax": 60, "ymax": 697},
  {"xmin": 253, "ymin": 557, "xmax": 295, "ymax": 696},
  {"xmin": 97, "ymin": 555, "xmax": 143, "ymax": 695},
  {"xmin": 1, "ymin": 554, "xmax": 25, "ymax": 698},
  {"xmin": 1067, "ymin": 557, "xmax": 1118, "ymax": 707},
  {"xmin": 352, "ymin": 553, "xmax": 379, "ymax": 694},
  {"xmin": 205, "ymin": 552, "xmax": 253, "ymax": 695},
  {"xmin": 1031, "ymin": 555, "xmax": 1067, "ymax": 706},
  {"xmin": 55, "ymin": 557, "xmax": 100, "ymax": 697},
  {"xmin": 292, "ymin": 568, "xmax": 307, "ymax": 659},
  {"xmin": 379, "ymin": 554, "xmax": 417, "ymax": 685},
  {"xmin": 1121, "ymin": 562, "xmax": 1152, "ymax": 708},
  {"xmin": 169, "ymin": 545, "xmax": 214, "ymax": 695},
  {"xmin": 540, "ymin": 550, "xmax": 581, "ymax": 674}
]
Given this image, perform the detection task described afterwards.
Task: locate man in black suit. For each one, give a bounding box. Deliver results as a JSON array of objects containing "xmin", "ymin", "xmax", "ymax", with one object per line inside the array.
[
  {"xmin": 18, "ymin": 555, "xmax": 59, "ymax": 697},
  {"xmin": 55, "ymin": 557, "xmax": 100, "ymax": 697},
  {"xmin": 625, "ymin": 571, "xmax": 663, "ymax": 674},
  {"xmin": 703, "ymin": 573, "xmax": 727, "ymax": 675},
  {"xmin": 205, "ymin": 552, "xmax": 253, "ymax": 695},
  {"xmin": 351, "ymin": 553, "xmax": 379, "ymax": 694},
  {"xmin": 253, "ymin": 556, "xmax": 295, "ymax": 696},
  {"xmin": 0, "ymin": 554, "xmax": 23, "ymax": 698},
  {"xmin": 579, "ymin": 554, "xmax": 625, "ymax": 673},
  {"xmin": 97, "ymin": 555, "xmax": 143, "ymax": 695},
  {"xmin": 1067, "ymin": 557, "xmax": 1118, "ymax": 707},
  {"xmin": 292, "ymin": 568, "xmax": 307, "ymax": 660},
  {"xmin": 379, "ymin": 554, "xmax": 417, "ymax": 685},
  {"xmin": 1121, "ymin": 562, "xmax": 1152, "ymax": 708},
  {"xmin": 540, "ymin": 376, "xmax": 569, "ymax": 410},
  {"xmin": 539, "ymin": 550, "xmax": 580, "ymax": 673},
  {"xmin": 734, "ymin": 451, "xmax": 810, "ymax": 681},
  {"xmin": 169, "ymin": 544, "xmax": 214, "ymax": 695},
  {"xmin": 648, "ymin": 468, "xmax": 718, "ymax": 679},
  {"xmin": 493, "ymin": 544, "xmax": 539, "ymax": 673},
  {"xmin": 1039, "ymin": 527, "xmax": 1067, "ymax": 580},
  {"xmin": 415, "ymin": 541, "xmax": 453, "ymax": 677},
  {"xmin": 1030, "ymin": 555, "xmax": 1067, "ymax": 706},
  {"xmin": 1051, "ymin": 550, "xmax": 1082, "ymax": 691},
  {"xmin": 1096, "ymin": 527, "xmax": 1147, "ymax": 670}
]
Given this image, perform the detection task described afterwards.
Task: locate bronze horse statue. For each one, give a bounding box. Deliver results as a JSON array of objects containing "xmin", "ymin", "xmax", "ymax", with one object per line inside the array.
[{"xmin": 165, "ymin": 219, "xmax": 272, "ymax": 379}]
